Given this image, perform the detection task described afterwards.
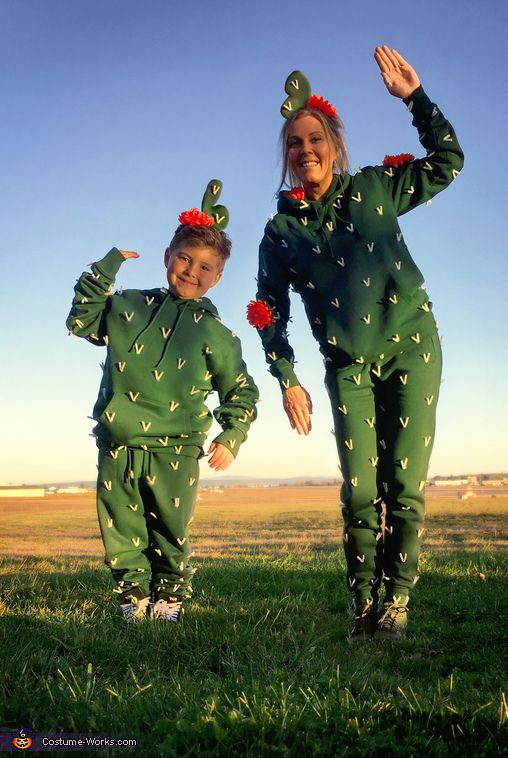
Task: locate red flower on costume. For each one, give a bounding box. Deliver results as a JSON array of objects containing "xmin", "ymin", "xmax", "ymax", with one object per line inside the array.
[
  {"xmin": 382, "ymin": 153, "xmax": 415, "ymax": 167},
  {"xmin": 178, "ymin": 208, "xmax": 215, "ymax": 226},
  {"xmin": 246, "ymin": 299, "xmax": 275, "ymax": 330},
  {"xmin": 286, "ymin": 187, "xmax": 305, "ymax": 201},
  {"xmin": 307, "ymin": 94, "xmax": 337, "ymax": 118}
]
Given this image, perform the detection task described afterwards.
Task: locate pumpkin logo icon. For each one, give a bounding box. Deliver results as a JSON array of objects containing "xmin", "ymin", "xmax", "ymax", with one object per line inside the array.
[{"xmin": 12, "ymin": 727, "xmax": 33, "ymax": 750}]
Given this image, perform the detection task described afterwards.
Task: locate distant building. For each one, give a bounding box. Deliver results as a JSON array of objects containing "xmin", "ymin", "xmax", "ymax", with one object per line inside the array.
[
  {"xmin": 433, "ymin": 478, "xmax": 468, "ymax": 487},
  {"xmin": 54, "ymin": 486, "xmax": 90, "ymax": 495},
  {"xmin": 0, "ymin": 487, "xmax": 45, "ymax": 498}
]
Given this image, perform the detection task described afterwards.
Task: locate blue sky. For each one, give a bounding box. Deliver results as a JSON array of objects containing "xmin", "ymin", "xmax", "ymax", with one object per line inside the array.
[{"xmin": 1, "ymin": 0, "xmax": 507, "ymax": 483}]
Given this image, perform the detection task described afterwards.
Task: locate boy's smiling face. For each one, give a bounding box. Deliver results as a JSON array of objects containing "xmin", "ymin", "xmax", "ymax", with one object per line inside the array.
[{"xmin": 164, "ymin": 244, "xmax": 223, "ymax": 300}]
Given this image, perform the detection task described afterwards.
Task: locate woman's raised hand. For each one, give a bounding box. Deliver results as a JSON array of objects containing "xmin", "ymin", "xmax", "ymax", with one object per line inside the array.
[
  {"xmin": 374, "ymin": 45, "xmax": 420, "ymax": 100},
  {"xmin": 282, "ymin": 385, "xmax": 313, "ymax": 435}
]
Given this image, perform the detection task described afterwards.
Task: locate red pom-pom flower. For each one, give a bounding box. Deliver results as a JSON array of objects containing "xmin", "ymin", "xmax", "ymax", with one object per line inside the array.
[
  {"xmin": 307, "ymin": 94, "xmax": 337, "ymax": 118},
  {"xmin": 286, "ymin": 187, "xmax": 305, "ymax": 201},
  {"xmin": 382, "ymin": 153, "xmax": 415, "ymax": 167},
  {"xmin": 178, "ymin": 208, "xmax": 215, "ymax": 226},
  {"xmin": 246, "ymin": 299, "xmax": 275, "ymax": 330}
]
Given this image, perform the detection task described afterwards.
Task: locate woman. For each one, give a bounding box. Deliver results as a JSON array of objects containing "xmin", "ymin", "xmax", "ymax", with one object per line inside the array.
[{"xmin": 250, "ymin": 46, "xmax": 464, "ymax": 641}]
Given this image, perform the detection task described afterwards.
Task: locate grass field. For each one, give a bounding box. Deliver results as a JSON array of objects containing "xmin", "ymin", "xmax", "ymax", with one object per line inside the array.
[{"xmin": 0, "ymin": 487, "xmax": 507, "ymax": 756}]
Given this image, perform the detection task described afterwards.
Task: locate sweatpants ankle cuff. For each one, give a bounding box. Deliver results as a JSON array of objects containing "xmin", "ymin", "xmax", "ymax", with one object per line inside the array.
[
  {"xmin": 117, "ymin": 586, "xmax": 150, "ymax": 603},
  {"xmin": 385, "ymin": 594, "xmax": 409, "ymax": 606}
]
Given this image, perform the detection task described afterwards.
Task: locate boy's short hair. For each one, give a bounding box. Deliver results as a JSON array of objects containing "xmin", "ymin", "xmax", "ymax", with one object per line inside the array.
[{"xmin": 168, "ymin": 224, "xmax": 232, "ymax": 264}]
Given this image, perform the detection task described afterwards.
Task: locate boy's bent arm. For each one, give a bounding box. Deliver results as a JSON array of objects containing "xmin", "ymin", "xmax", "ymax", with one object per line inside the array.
[
  {"xmin": 206, "ymin": 329, "xmax": 259, "ymax": 459},
  {"xmin": 66, "ymin": 248, "xmax": 125, "ymax": 345}
]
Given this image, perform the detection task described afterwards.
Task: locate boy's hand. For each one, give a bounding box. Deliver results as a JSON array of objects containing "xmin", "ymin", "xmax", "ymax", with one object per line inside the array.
[
  {"xmin": 208, "ymin": 442, "xmax": 234, "ymax": 471},
  {"xmin": 117, "ymin": 249, "xmax": 140, "ymax": 259},
  {"xmin": 374, "ymin": 45, "xmax": 420, "ymax": 100},
  {"xmin": 282, "ymin": 385, "xmax": 313, "ymax": 435}
]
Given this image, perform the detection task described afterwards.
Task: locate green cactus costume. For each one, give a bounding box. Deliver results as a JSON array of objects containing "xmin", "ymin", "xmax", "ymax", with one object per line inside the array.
[
  {"xmin": 67, "ymin": 186, "xmax": 258, "ymax": 604},
  {"xmin": 256, "ymin": 85, "xmax": 463, "ymax": 605}
]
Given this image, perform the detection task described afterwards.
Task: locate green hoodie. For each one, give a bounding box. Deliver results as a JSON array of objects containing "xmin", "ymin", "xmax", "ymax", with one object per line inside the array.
[
  {"xmin": 67, "ymin": 248, "xmax": 258, "ymax": 455},
  {"xmin": 256, "ymin": 86, "xmax": 464, "ymax": 388}
]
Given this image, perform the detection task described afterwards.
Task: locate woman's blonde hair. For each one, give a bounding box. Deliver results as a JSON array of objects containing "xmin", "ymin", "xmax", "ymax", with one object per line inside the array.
[{"xmin": 278, "ymin": 108, "xmax": 349, "ymax": 192}]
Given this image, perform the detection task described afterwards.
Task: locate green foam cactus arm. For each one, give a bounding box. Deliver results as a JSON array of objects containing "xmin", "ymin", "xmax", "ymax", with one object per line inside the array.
[
  {"xmin": 201, "ymin": 179, "xmax": 229, "ymax": 231},
  {"xmin": 280, "ymin": 70, "xmax": 311, "ymax": 119}
]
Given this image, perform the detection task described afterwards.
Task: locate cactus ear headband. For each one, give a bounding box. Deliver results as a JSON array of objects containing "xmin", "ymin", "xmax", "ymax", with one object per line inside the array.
[
  {"xmin": 280, "ymin": 70, "xmax": 337, "ymax": 119},
  {"xmin": 178, "ymin": 179, "xmax": 229, "ymax": 231}
]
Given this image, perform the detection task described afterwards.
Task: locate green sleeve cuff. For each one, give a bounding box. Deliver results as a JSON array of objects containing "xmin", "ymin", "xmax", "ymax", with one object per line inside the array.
[
  {"xmin": 94, "ymin": 248, "xmax": 125, "ymax": 279},
  {"xmin": 212, "ymin": 428, "xmax": 247, "ymax": 459},
  {"xmin": 403, "ymin": 84, "xmax": 424, "ymax": 104},
  {"xmin": 269, "ymin": 358, "xmax": 300, "ymax": 391},
  {"xmin": 403, "ymin": 85, "xmax": 432, "ymax": 117}
]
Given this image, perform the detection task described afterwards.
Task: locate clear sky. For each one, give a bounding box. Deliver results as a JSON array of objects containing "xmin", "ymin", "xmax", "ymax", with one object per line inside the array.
[{"xmin": 2, "ymin": 0, "xmax": 507, "ymax": 484}]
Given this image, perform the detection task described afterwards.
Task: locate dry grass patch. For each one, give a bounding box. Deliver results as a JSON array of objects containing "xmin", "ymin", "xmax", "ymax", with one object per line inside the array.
[{"xmin": 0, "ymin": 488, "xmax": 506, "ymax": 560}]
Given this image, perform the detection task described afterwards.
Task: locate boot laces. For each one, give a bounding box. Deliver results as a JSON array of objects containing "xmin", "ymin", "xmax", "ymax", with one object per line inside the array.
[{"xmin": 378, "ymin": 603, "xmax": 407, "ymax": 630}]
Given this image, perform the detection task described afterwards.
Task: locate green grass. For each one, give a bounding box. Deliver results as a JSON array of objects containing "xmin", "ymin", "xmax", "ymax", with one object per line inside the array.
[{"xmin": 0, "ymin": 494, "xmax": 507, "ymax": 756}]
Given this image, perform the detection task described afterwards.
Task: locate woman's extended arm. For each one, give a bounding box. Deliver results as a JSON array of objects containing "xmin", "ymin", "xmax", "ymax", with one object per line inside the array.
[
  {"xmin": 373, "ymin": 45, "xmax": 464, "ymax": 215},
  {"xmin": 256, "ymin": 227, "xmax": 313, "ymax": 434}
]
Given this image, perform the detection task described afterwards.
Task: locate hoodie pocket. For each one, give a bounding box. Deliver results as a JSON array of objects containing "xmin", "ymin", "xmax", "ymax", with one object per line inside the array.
[{"xmin": 95, "ymin": 393, "xmax": 191, "ymax": 443}]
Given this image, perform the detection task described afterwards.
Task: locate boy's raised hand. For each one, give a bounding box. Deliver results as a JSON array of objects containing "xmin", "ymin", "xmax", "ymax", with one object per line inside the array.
[
  {"xmin": 207, "ymin": 442, "xmax": 234, "ymax": 472},
  {"xmin": 118, "ymin": 249, "xmax": 140, "ymax": 260},
  {"xmin": 374, "ymin": 45, "xmax": 420, "ymax": 99}
]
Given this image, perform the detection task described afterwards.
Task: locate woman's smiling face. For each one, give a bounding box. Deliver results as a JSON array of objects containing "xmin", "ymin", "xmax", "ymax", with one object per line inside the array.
[{"xmin": 287, "ymin": 113, "xmax": 337, "ymax": 198}]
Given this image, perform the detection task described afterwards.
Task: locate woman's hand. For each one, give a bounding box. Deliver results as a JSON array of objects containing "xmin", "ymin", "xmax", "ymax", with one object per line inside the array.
[
  {"xmin": 282, "ymin": 385, "xmax": 313, "ymax": 435},
  {"xmin": 117, "ymin": 249, "xmax": 140, "ymax": 260},
  {"xmin": 374, "ymin": 45, "xmax": 420, "ymax": 100}
]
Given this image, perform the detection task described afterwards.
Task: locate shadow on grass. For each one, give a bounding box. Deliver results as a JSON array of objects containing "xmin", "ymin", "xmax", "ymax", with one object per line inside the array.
[
  {"xmin": 1, "ymin": 554, "xmax": 507, "ymax": 660},
  {"xmin": 0, "ymin": 556, "xmax": 507, "ymax": 754}
]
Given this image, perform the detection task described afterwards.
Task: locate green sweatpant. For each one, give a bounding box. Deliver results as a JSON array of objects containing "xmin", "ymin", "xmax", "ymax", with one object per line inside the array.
[
  {"xmin": 325, "ymin": 333, "xmax": 442, "ymax": 604},
  {"xmin": 96, "ymin": 445, "xmax": 200, "ymax": 602}
]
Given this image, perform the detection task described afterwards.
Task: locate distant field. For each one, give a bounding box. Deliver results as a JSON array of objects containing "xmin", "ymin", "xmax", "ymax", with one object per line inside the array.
[
  {"xmin": 1, "ymin": 486, "xmax": 507, "ymax": 558},
  {"xmin": 0, "ymin": 488, "xmax": 507, "ymax": 755}
]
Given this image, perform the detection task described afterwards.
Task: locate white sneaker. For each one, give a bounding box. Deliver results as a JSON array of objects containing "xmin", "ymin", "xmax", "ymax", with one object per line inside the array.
[
  {"xmin": 119, "ymin": 595, "xmax": 150, "ymax": 622},
  {"xmin": 150, "ymin": 598, "xmax": 184, "ymax": 622}
]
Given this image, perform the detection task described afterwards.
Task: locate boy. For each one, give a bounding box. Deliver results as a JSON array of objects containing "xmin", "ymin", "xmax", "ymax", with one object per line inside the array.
[{"xmin": 67, "ymin": 180, "xmax": 258, "ymax": 622}]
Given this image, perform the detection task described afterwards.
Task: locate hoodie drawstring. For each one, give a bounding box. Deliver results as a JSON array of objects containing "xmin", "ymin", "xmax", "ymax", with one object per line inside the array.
[
  {"xmin": 123, "ymin": 447, "xmax": 153, "ymax": 483},
  {"xmin": 154, "ymin": 300, "xmax": 191, "ymax": 369}
]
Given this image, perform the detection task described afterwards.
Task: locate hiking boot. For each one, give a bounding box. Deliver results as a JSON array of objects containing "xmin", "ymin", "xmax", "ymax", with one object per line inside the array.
[
  {"xmin": 119, "ymin": 595, "xmax": 150, "ymax": 622},
  {"xmin": 349, "ymin": 600, "xmax": 378, "ymax": 642},
  {"xmin": 150, "ymin": 598, "xmax": 184, "ymax": 623},
  {"xmin": 374, "ymin": 598, "xmax": 409, "ymax": 641}
]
